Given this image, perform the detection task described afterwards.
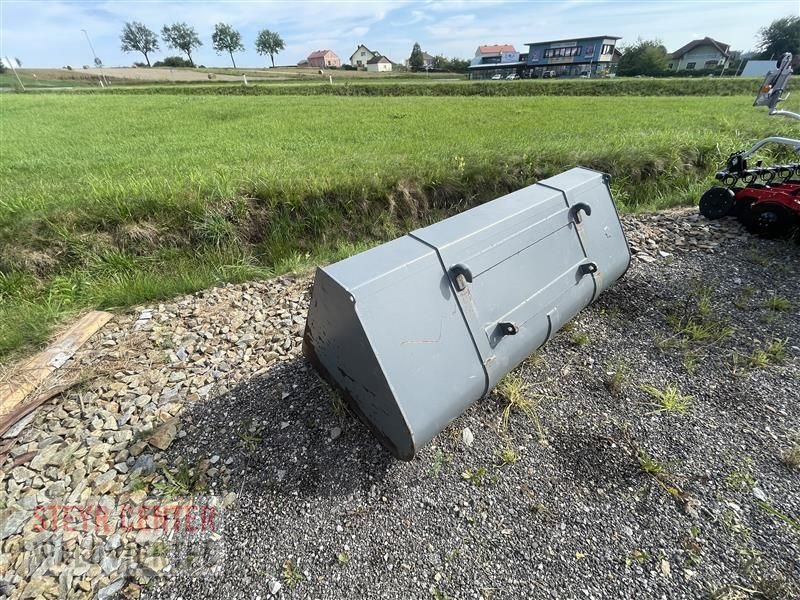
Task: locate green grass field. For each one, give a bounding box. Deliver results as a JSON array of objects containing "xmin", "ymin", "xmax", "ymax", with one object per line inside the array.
[{"xmin": 1, "ymin": 91, "xmax": 797, "ymax": 361}]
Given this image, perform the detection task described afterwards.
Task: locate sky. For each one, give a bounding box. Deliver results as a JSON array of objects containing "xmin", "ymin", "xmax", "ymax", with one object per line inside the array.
[{"xmin": 1, "ymin": 0, "xmax": 797, "ymax": 68}]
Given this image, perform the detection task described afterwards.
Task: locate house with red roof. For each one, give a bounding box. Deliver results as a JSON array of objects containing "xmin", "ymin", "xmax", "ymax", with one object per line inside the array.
[{"xmin": 306, "ymin": 50, "xmax": 341, "ymax": 69}]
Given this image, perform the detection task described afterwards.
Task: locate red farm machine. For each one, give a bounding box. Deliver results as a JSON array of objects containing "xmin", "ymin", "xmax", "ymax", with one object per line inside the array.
[{"xmin": 699, "ymin": 52, "xmax": 800, "ymax": 239}]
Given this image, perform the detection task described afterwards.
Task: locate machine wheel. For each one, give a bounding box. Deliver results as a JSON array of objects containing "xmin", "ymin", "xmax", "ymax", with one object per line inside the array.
[
  {"xmin": 748, "ymin": 202, "xmax": 796, "ymax": 238},
  {"xmin": 736, "ymin": 196, "xmax": 758, "ymax": 229},
  {"xmin": 699, "ymin": 186, "xmax": 735, "ymax": 220}
]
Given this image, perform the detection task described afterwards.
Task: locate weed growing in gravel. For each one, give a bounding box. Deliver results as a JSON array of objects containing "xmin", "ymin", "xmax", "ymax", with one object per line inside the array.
[
  {"xmin": 658, "ymin": 286, "xmax": 733, "ymax": 375},
  {"xmin": 461, "ymin": 467, "xmax": 487, "ymax": 486},
  {"xmin": 237, "ymin": 418, "xmax": 264, "ymax": 452},
  {"xmin": 431, "ymin": 587, "xmax": 451, "ymax": 600},
  {"xmin": 766, "ymin": 296, "xmax": 792, "ymax": 312},
  {"xmin": 151, "ymin": 541, "xmax": 168, "ymax": 557},
  {"xmin": 625, "ymin": 549, "xmax": 650, "ymax": 566},
  {"xmin": 570, "ymin": 330, "xmax": 590, "ymax": 347},
  {"xmin": 755, "ymin": 499, "xmax": 800, "ymax": 532},
  {"xmin": 640, "ymin": 384, "xmax": 693, "ymax": 415},
  {"xmin": 281, "ymin": 560, "xmax": 304, "ymax": 588},
  {"xmin": 496, "ymin": 446, "xmax": 518, "ymax": 465},
  {"xmin": 706, "ymin": 583, "xmax": 758, "ymax": 600},
  {"xmin": 336, "ymin": 551, "xmax": 350, "ymax": 566},
  {"xmin": 725, "ymin": 458, "xmax": 757, "ymax": 491},
  {"xmin": 129, "ymin": 476, "xmax": 151, "ymax": 493},
  {"xmin": 604, "ymin": 359, "xmax": 629, "ymax": 397},
  {"xmin": 330, "ymin": 396, "xmax": 351, "ymax": 419},
  {"xmin": 733, "ymin": 339, "xmax": 786, "ymax": 371},
  {"xmin": 430, "ymin": 448, "xmax": 451, "ymax": 478},
  {"xmin": 683, "ymin": 526, "xmax": 702, "ymax": 566},
  {"xmin": 720, "ymin": 508, "xmax": 751, "ymax": 540},
  {"xmin": 637, "ymin": 450, "xmax": 667, "ymax": 477},
  {"xmin": 497, "ymin": 372, "xmax": 545, "ymax": 442},
  {"xmin": 733, "ymin": 286, "xmax": 756, "ymax": 310},
  {"xmin": 154, "ymin": 461, "xmax": 208, "ymax": 499}
]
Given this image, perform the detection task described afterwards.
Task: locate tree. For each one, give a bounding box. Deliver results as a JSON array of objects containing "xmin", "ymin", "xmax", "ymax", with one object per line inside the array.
[
  {"xmin": 432, "ymin": 54, "xmax": 469, "ymax": 73},
  {"xmin": 153, "ymin": 56, "xmax": 193, "ymax": 68},
  {"xmin": 0, "ymin": 58, "xmax": 6, "ymax": 74},
  {"xmin": 408, "ymin": 42, "xmax": 424, "ymax": 70},
  {"xmin": 756, "ymin": 16, "xmax": 800, "ymax": 61},
  {"xmin": 254, "ymin": 29, "xmax": 285, "ymax": 67},
  {"xmin": 161, "ymin": 22, "xmax": 202, "ymax": 67},
  {"xmin": 120, "ymin": 21, "xmax": 159, "ymax": 67},
  {"xmin": 212, "ymin": 22, "xmax": 244, "ymax": 68},
  {"xmin": 617, "ymin": 39, "xmax": 668, "ymax": 76}
]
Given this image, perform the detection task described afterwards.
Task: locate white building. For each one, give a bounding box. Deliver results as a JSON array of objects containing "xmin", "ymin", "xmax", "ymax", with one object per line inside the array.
[
  {"xmin": 668, "ymin": 37, "xmax": 730, "ymax": 71},
  {"xmin": 366, "ymin": 55, "xmax": 393, "ymax": 72},
  {"xmin": 350, "ymin": 44, "xmax": 377, "ymax": 69}
]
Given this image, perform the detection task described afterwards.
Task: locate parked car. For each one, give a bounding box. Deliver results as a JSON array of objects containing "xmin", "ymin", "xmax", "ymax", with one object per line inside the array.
[
  {"xmin": 490, "ymin": 74, "xmax": 503, "ymax": 80},
  {"xmin": 542, "ymin": 70, "xmax": 556, "ymax": 79},
  {"xmin": 579, "ymin": 72, "xmax": 590, "ymax": 78},
  {"xmin": 505, "ymin": 73, "xmax": 519, "ymax": 80}
]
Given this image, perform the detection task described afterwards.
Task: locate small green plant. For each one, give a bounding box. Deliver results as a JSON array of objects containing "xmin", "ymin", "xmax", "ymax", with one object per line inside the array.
[
  {"xmin": 734, "ymin": 286, "xmax": 756, "ymax": 310},
  {"xmin": 755, "ymin": 499, "xmax": 800, "ymax": 532},
  {"xmin": 154, "ymin": 461, "xmax": 208, "ymax": 499},
  {"xmin": 682, "ymin": 350, "xmax": 700, "ymax": 375},
  {"xmin": 636, "ymin": 449, "xmax": 683, "ymax": 498},
  {"xmin": 496, "ymin": 445, "xmax": 518, "ymax": 465},
  {"xmin": 726, "ymin": 458, "xmax": 757, "ymax": 491},
  {"xmin": 735, "ymin": 339, "xmax": 786, "ymax": 371},
  {"xmin": 497, "ymin": 372, "xmax": 546, "ymax": 441},
  {"xmin": 626, "ymin": 548, "xmax": 650, "ymax": 566},
  {"xmin": 151, "ymin": 541, "xmax": 168, "ymax": 557},
  {"xmin": 461, "ymin": 467, "xmax": 487, "ymax": 486},
  {"xmin": 766, "ymin": 296, "xmax": 792, "ymax": 312},
  {"xmin": 330, "ymin": 396, "xmax": 350, "ymax": 418},
  {"xmin": 604, "ymin": 359, "xmax": 629, "ymax": 396},
  {"xmin": 637, "ymin": 450, "xmax": 666, "ymax": 477},
  {"xmin": 640, "ymin": 384, "xmax": 693, "ymax": 415},
  {"xmin": 720, "ymin": 508, "xmax": 751, "ymax": 539},
  {"xmin": 570, "ymin": 331, "xmax": 589, "ymax": 347},
  {"xmin": 766, "ymin": 339, "xmax": 786, "ymax": 362},
  {"xmin": 238, "ymin": 418, "xmax": 263, "ymax": 451},
  {"xmin": 129, "ymin": 476, "xmax": 151, "ymax": 493},
  {"xmin": 336, "ymin": 551, "xmax": 350, "ymax": 566},
  {"xmin": 430, "ymin": 448, "xmax": 450, "ymax": 477},
  {"xmin": 281, "ymin": 559, "xmax": 304, "ymax": 588},
  {"xmin": 431, "ymin": 587, "xmax": 450, "ymax": 600}
]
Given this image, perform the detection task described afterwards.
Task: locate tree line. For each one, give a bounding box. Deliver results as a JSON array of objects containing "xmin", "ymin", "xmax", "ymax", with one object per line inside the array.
[{"xmin": 120, "ymin": 21, "xmax": 284, "ymax": 68}]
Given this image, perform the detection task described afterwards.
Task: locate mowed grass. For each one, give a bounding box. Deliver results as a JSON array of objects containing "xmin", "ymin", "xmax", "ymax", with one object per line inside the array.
[{"xmin": 0, "ymin": 93, "xmax": 796, "ymax": 361}]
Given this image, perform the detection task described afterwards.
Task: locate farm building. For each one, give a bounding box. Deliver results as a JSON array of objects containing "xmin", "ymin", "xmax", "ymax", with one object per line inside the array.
[
  {"xmin": 668, "ymin": 37, "xmax": 730, "ymax": 71},
  {"xmin": 525, "ymin": 35, "xmax": 621, "ymax": 78},
  {"xmin": 350, "ymin": 44, "xmax": 379, "ymax": 69},
  {"xmin": 366, "ymin": 55, "xmax": 393, "ymax": 73},
  {"xmin": 306, "ymin": 50, "xmax": 341, "ymax": 68}
]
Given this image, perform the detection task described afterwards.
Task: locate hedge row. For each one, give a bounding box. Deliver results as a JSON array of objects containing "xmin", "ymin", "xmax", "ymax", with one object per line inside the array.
[{"xmin": 77, "ymin": 77, "xmax": 760, "ymax": 97}]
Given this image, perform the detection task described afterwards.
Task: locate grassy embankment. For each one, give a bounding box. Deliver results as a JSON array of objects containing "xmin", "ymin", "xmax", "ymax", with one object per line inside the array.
[
  {"xmin": 83, "ymin": 77, "xmax": 761, "ymax": 95},
  {"xmin": 1, "ymin": 89, "xmax": 797, "ymax": 360}
]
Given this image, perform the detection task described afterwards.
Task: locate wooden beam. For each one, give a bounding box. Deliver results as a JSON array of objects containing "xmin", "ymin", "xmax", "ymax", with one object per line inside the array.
[{"xmin": 0, "ymin": 311, "xmax": 112, "ymax": 423}]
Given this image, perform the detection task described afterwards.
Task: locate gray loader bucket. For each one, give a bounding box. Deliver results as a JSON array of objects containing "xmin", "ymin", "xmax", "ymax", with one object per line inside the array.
[{"xmin": 303, "ymin": 167, "xmax": 631, "ymax": 460}]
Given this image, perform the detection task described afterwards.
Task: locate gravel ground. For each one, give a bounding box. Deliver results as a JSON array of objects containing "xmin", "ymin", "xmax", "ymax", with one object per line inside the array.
[{"xmin": 1, "ymin": 208, "xmax": 798, "ymax": 600}]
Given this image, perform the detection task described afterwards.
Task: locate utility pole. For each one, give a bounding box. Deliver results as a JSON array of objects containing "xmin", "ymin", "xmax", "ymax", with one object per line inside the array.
[{"xmin": 81, "ymin": 29, "xmax": 108, "ymax": 87}]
